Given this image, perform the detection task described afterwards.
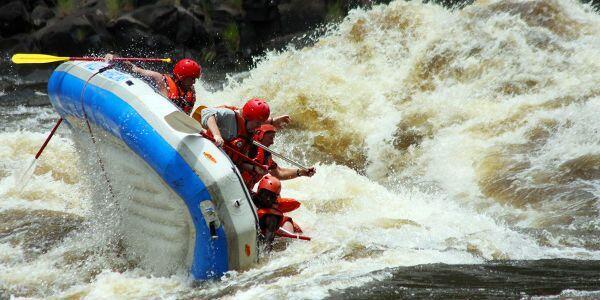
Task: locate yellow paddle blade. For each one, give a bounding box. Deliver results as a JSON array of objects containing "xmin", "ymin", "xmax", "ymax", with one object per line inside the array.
[
  {"xmin": 162, "ymin": 58, "xmax": 172, "ymax": 63},
  {"xmin": 11, "ymin": 53, "xmax": 70, "ymax": 64}
]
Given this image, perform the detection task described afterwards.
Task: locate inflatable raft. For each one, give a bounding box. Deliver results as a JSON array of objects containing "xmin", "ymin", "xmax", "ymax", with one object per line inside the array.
[{"xmin": 47, "ymin": 61, "xmax": 259, "ymax": 279}]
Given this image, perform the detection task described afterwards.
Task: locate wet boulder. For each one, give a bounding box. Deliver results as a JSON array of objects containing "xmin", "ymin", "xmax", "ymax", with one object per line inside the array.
[
  {"xmin": 0, "ymin": 1, "xmax": 31, "ymax": 38},
  {"xmin": 0, "ymin": 34, "xmax": 36, "ymax": 54},
  {"xmin": 34, "ymin": 9, "xmax": 114, "ymax": 55},
  {"xmin": 108, "ymin": 15, "xmax": 174, "ymax": 53},
  {"xmin": 109, "ymin": 4, "xmax": 208, "ymax": 52},
  {"xmin": 243, "ymin": 0, "xmax": 281, "ymax": 22},
  {"xmin": 128, "ymin": 4, "xmax": 179, "ymax": 38},
  {"xmin": 30, "ymin": 3, "xmax": 55, "ymax": 28},
  {"xmin": 173, "ymin": 7, "xmax": 209, "ymax": 47}
]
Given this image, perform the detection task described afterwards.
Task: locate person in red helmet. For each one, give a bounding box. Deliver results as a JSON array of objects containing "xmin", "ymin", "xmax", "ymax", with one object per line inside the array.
[
  {"xmin": 240, "ymin": 124, "xmax": 316, "ymax": 190},
  {"xmin": 200, "ymin": 98, "xmax": 290, "ymax": 150},
  {"xmin": 253, "ymin": 174, "xmax": 308, "ymax": 251},
  {"xmin": 105, "ymin": 54, "xmax": 201, "ymax": 114},
  {"xmin": 163, "ymin": 59, "xmax": 201, "ymax": 114}
]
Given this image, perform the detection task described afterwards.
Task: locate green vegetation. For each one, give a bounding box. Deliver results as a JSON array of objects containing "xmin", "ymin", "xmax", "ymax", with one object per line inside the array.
[
  {"xmin": 326, "ymin": 0, "xmax": 345, "ymax": 22},
  {"xmin": 74, "ymin": 28, "xmax": 87, "ymax": 42},
  {"xmin": 106, "ymin": 0, "xmax": 134, "ymax": 19},
  {"xmin": 159, "ymin": 0, "xmax": 181, "ymax": 5},
  {"xmin": 56, "ymin": 0, "xmax": 75, "ymax": 17},
  {"xmin": 202, "ymin": 50, "xmax": 217, "ymax": 63},
  {"xmin": 223, "ymin": 22, "xmax": 240, "ymax": 53},
  {"xmin": 226, "ymin": 0, "xmax": 243, "ymax": 10},
  {"xmin": 198, "ymin": 0, "xmax": 214, "ymax": 28}
]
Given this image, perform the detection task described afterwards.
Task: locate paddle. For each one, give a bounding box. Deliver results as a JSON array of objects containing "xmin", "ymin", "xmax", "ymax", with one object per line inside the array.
[
  {"xmin": 164, "ymin": 110, "xmax": 204, "ymax": 134},
  {"xmin": 15, "ymin": 118, "xmax": 63, "ymax": 192},
  {"xmin": 164, "ymin": 111, "xmax": 308, "ymax": 170},
  {"xmin": 277, "ymin": 228, "xmax": 311, "ymax": 241},
  {"xmin": 164, "ymin": 111, "xmax": 267, "ymax": 171},
  {"xmin": 251, "ymin": 141, "xmax": 308, "ymax": 171},
  {"xmin": 11, "ymin": 53, "xmax": 172, "ymax": 64}
]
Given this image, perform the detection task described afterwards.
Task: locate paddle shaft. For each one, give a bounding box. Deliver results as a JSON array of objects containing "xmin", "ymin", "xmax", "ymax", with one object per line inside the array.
[
  {"xmin": 276, "ymin": 228, "xmax": 311, "ymax": 241},
  {"xmin": 72, "ymin": 57, "xmax": 168, "ymax": 62},
  {"xmin": 252, "ymin": 141, "xmax": 308, "ymax": 171},
  {"xmin": 35, "ymin": 118, "xmax": 63, "ymax": 159},
  {"xmin": 200, "ymin": 132, "xmax": 267, "ymax": 171},
  {"xmin": 11, "ymin": 53, "xmax": 171, "ymax": 64}
]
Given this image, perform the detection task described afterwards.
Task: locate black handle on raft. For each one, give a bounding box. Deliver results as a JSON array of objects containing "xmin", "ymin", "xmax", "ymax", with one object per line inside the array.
[{"xmin": 209, "ymin": 221, "xmax": 218, "ymax": 239}]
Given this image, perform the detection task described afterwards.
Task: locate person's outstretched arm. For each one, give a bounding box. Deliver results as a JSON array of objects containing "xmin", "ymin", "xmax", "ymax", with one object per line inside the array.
[
  {"xmin": 271, "ymin": 166, "xmax": 316, "ymax": 180},
  {"xmin": 126, "ymin": 63, "xmax": 166, "ymax": 92},
  {"xmin": 268, "ymin": 115, "xmax": 291, "ymax": 129},
  {"xmin": 104, "ymin": 54, "xmax": 166, "ymax": 92}
]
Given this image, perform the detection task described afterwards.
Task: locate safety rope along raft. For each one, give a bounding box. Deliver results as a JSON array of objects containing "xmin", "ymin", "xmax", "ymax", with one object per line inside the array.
[{"xmin": 79, "ymin": 64, "xmax": 117, "ymax": 198}]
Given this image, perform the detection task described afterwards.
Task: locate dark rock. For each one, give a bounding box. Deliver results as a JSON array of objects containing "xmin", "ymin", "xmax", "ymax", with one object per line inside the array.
[
  {"xmin": 0, "ymin": 0, "xmax": 346, "ymax": 72},
  {"xmin": 107, "ymin": 14, "xmax": 149, "ymax": 35},
  {"xmin": 34, "ymin": 9, "xmax": 114, "ymax": 55},
  {"xmin": 129, "ymin": 4, "xmax": 179, "ymax": 37},
  {"xmin": 211, "ymin": 8, "xmax": 238, "ymax": 33},
  {"xmin": 0, "ymin": 1, "xmax": 31, "ymax": 38},
  {"xmin": 133, "ymin": 0, "xmax": 157, "ymax": 7},
  {"xmin": 243, "ymin": 0, "xmax": 281, "ymax": 21},
  {"xmin": 0, "ymin": 34, "xmax": 36, "ymax": 54},
  {"xmin": 188, "ymin": 3, "xmax": 208, "ymax": 21},
  {"xmin": 109, "ymin": 4, "xmax": 208, "ymax": 52},
  {"xmin": 108, "ymin": 16, "xmax": 173, "ymax": 53},
  {"xmin": 173, "ymin": 6, "xmax": 209, "ymax": 47},
  {"xmin": 240, "ymin": 0, "xmax": 282, "ymax": 53},
  {"xmin": 215, "ymin": 2, "xmax": 243, "ymax": 18},
  {"xmin": 22, "ymin": 0, "xmax": 57, "ymax": 10},
  {"xmin": 31, "ymin": 4, "xmax": 55, "ymax": 28},
  {"xmin": 279, "ymin": 0, "xmax": 327, "ymax": 34}
]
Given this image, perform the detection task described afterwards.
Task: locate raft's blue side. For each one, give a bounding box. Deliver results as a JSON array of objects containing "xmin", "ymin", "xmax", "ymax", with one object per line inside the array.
[{"xmin": 47, "ymin": 68, "xmax": 229, "ymax": 280}]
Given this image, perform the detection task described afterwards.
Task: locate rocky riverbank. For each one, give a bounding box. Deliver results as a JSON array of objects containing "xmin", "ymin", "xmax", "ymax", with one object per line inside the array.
[{"xmin": 0, "ymin": 0, "xmax": 378, "ymax": 77}]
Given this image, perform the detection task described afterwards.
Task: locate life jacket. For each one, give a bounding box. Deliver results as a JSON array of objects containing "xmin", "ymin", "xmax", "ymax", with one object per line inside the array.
[
  {"xmin": 275, "ymin": 197, "xmax": 301, "ymax": 213},
  {"xmin": 164, "ymin": 74, "xmax": 195, "ymax": 114},
  {"xmin": 257, "ymin": 206, "xmax": 306, "ymax": 237},
  {"xmin": 203, "ymin": 106, "xmax": 251, "ymax": 165},
  {"xmin": 241, "ymin": 147, "xmax": 277, "ymax": 190},
  {"xmin": 257, "ymin": 208, "xmax": 296, "ymax": 231}
]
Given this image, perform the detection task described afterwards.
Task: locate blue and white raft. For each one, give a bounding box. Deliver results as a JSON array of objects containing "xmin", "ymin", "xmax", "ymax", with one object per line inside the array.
[{"xmin": 47, "ymin": 61, "xmax": 259, "ymax": 280}]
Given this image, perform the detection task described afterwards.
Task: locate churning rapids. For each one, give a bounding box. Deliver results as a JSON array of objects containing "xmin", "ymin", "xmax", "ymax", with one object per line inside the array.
[{"xmin": 1, "ymin": 0, "xmax": 599, "ymax": 298}]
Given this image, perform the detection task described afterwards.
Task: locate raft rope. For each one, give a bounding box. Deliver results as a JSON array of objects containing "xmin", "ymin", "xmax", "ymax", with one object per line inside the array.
[{"xmin": 79, "ymin": 64, "xmax": 116, "ymax": 198}]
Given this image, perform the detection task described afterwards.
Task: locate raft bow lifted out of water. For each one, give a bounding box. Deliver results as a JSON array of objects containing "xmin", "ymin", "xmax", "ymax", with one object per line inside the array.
[{"xmin": 47, "ymin": 61, "xmax": 259, "ymax": 280}]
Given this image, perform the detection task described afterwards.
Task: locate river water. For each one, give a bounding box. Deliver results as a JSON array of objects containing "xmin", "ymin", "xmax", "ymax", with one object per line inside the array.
[{"xmin": 1, "ymin": 0, "xmax": 599, "ymax": 299}]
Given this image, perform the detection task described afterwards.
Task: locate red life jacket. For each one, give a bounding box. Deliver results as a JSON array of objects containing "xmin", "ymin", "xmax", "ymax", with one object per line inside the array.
[
  {"xmin": 241, "ymin": 147, "xmax": 277, "ymax": 190},
  {"xmin": 204, "ymin": 106, "xmax": 251, "ymax": 165},
  {"xmin": 275, "ymin": 197, "xmax": 301, "ymax": 213},
  {"xmin": 257, "ymin": 207, "xmax": 291, "ymax": 228},
  {"xmin": 164, "ymin": 74, "xmax": 195, "ymax": 114},
  {"xmin": 257, "ymin": 206, "xmax": 305, "ymax": 236}
]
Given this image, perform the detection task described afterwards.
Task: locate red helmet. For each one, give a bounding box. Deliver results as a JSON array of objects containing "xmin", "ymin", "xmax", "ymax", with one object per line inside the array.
[
  {"xmin": 173, "ymin": 59, "xmax": 201, "ymax": 80},
  {"xmin": 242, "ymin": 98, "xmax": 270, "ymax": 122},
  {"xmin": 253, "ymin": 124, "xmax": 276, "ymax": 142},
  {"xmin": 257, "ymin": 174, "xmax": 281, "ymax": 195}
]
